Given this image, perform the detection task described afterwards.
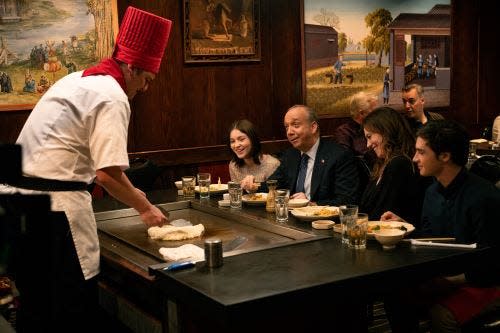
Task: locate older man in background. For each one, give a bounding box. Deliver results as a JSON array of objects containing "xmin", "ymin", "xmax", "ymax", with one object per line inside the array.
[{"xmin": 334, "ymin": 91, "xmax": 378, "ymax": 171}]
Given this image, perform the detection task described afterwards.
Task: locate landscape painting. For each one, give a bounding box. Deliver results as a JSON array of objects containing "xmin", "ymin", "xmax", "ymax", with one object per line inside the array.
[
  {"xmin": 304, "ymin": 0, "xmax": 451, "ymax": 117},
  {"xmin": 0, "ymin": 0, "xmax": 117, "ymax": 111}
]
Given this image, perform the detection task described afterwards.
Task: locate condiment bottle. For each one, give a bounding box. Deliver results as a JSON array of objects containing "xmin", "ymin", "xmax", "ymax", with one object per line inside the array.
[{"xmin": 265, "ymin": 180, "xmax": 278, "ymax": 213}]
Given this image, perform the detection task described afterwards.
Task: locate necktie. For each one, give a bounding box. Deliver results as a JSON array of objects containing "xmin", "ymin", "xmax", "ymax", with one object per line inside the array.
[{"xmin": 296, "ymin": 154, "xmax": 309, "ymax": 193}]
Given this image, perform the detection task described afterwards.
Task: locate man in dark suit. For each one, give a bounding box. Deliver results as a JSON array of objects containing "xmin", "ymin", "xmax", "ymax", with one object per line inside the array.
[{"xmin": 267, "ymin": 105, "xmax": 360, "ymax": 206}]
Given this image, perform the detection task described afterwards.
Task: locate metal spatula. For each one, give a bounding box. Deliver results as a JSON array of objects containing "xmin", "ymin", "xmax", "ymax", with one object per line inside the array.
[
  {"xmin": 157, "ymin": 206, "xmax": 193, "ymax": 227},
  {"xmin": 170, "ymin": 219, "xmax": 193, "ymax": 227},
  {"xmin": 223, "ymin": 236, "xmax": 247, "ymax": 252}
]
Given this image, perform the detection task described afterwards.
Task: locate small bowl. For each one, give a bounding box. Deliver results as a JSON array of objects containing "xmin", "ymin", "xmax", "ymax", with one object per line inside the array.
[
  {"xmin": 289, "ymin": 198, "xmax": 310, "ymax": 208},
  {"xmin": 174, "ymin": 180, "xmax": 182, "ymax": 190},
  {"xmin": 374, "ymin": 229, "xmax": 406, "ymax": 249},
  {"xmin": 218, "ymin": 199, "xmax": 231, "ymax": 207},
  {"xmin": 311, "ymin": 220, "xmax": 335, "ymax": 230}
]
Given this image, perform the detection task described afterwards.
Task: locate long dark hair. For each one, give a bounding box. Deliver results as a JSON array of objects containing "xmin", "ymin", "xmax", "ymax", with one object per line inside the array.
[
  {"xmin": 228, "ymin": 119, "xmax": 262, "ymax": 167},
  {"xmin": 362, "ymin": 107, "xmax": 415, "ymax": 179}
]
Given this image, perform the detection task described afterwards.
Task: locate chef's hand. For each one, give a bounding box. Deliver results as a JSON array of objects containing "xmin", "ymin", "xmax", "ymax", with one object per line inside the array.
[
  {"xmin": 140, "ymin": 205, "xmax": 168, "ymax": 227},
  {"xmin": 291, "ymin": 192, "xmax": 307, "ymax": 199},
  {"xmin": 136, "ymin": 188, "xmax": 146, "ymax": 197},
  {"xmin": 240, "ymin": 175, "xmax": 258, "ymax": 193},
  {"xmin": 381, "ymin": 211, "xmax": 403, "ymax": 222}
]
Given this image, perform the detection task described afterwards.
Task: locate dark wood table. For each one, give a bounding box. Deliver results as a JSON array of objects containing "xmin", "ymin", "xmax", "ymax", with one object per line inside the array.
[{"xmin": 94, "ymin": 191, "xmax": 494, "ymax": 333}]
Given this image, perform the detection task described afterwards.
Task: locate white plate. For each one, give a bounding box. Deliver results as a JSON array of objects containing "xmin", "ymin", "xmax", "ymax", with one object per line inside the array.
[
  {"xmin": 242, "ymin": 193, "xmax": 268, "ymax": 205},
  {"xmin": 367, "ymin": 221, "xmax": 415, "ymax": 237},
  {"xmin": 290, "ymin": 206, "xmax": 339, "ymax": 221},
  {"xmin": 194, "ymin": 184, "xmax": 228, "ymax": 194},
  {"xmin": 470, "ymin": 138, "xmax": 488, "ymax": 144},
  {"xmin": 289, "ymin": 198, "xmax": 310, "ymax": 208}
]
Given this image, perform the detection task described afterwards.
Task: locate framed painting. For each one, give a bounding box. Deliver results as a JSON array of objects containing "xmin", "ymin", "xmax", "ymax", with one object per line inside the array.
[
  {"xmin": 304, "ymin": 0, "xmax": 450, "ymax": 118},
  {"xmin": 0, "ymin": 0, "xmax": 118, "ymax": 112},
  {"xmin": 183, "ymin": 0, "xmax": 261, "ymax": 63}
]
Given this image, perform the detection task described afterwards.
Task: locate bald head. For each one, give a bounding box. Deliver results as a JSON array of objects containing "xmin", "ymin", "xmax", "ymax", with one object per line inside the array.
[{"xmin": 284, "ymin": 105, "xmax": 319, "ymax": 152}]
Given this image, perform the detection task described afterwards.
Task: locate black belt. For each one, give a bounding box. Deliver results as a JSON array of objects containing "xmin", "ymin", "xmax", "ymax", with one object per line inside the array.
[{"xmin": 6, "ymin": 176, "xmax": 88, "ymax": 192}]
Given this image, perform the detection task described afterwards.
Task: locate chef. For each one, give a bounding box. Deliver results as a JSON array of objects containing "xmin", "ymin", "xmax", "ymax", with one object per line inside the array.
[{"xmin": 0, "ymin": 6, "xmax": 172, "ymax": 330}]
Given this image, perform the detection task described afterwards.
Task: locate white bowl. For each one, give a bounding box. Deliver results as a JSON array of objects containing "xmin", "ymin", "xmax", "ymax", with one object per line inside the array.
[
  {"xmin": 311, "ymin": 220, "xmax": 335, "ymax": 230},
  {"xmin": 289, "ymin": 198, "xmax": 310, "ymax": 208},
  {"xmin": 374, "ymin": 229, "xmax": 406, "ymax": 249},
  {"xmin": 218, "ymin": 199, "xmax": 230, "ymax": 207},
  {"xmin": 175, "ymin": 180, "xmax": 182, "ymax": 190}
]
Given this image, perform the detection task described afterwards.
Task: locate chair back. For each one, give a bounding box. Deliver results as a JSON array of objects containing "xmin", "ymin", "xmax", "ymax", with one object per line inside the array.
[
  {"xmin": 470, "ymin": 155, "xmax": 500, "ymax": 188},
  {"xmin": 355, "ymin": 155, "xmax": 371, "ymax": 194},
  {"xmin": 124, "ymin": 158, "xmax": 162, "ymax": 192}
]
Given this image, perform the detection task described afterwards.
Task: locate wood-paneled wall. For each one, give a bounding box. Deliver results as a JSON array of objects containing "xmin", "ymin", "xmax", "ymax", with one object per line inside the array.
[
  {"xmin": 0, "ymin": 0, "xmax": 498, "ymax": 173},
  {"xmin": 450, "ymin": 0, "xmax": 497, "ymax": 138},
  {"xmin": 124, "ymin": 0, "xmax": 303, "ymax": 164}
]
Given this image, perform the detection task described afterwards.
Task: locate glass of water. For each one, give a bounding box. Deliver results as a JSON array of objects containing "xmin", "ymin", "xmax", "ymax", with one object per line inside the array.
[
  {"xmin": 227, "ymin": 181, "xmax": 242, "ymax": 209},
  {"xmin": 275, "ymin": 189, "xmax": 290, "ymax": 223}
]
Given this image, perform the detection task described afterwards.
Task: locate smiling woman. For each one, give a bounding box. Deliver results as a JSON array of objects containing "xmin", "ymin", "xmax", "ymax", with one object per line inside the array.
[
  {"xmin": 228, "ymin": 119, "xmax": 280, "ymax": 192},
  {"xmin": 359, "ymin": 106, "xmax": 421, "ymax": 221}
]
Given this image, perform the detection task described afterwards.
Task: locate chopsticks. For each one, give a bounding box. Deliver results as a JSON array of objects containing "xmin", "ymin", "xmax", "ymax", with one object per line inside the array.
[
  {"xmin": 412, "ymin": 237, "xmax": 455, "ymax": 242},
  {"xmin": 409, "ymin": 239, "xmax": 477, "ymax": 249}
]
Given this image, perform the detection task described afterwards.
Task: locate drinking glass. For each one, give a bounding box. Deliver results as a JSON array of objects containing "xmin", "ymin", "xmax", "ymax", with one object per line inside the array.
[
  {"xmin": 339, "ymin": 205, "xmax": 358, "ymax": 245},
  {"xmin": 181, "ymin": 176, "xmax": 196, "ymax": 199},
  {"xmin": 274, "ymin": 189, "xmax": 290, "ymax": 223},
  {"xmin": 227, "ymin": 181, "xmax": 242, "ymax": 209},
  {"xmin": 197, "ymin": 173, "xmax": 211, "ymax": 199},
  {"xmin": 347, "ymin": 213, "xmax": 368, "ymax": 249}
]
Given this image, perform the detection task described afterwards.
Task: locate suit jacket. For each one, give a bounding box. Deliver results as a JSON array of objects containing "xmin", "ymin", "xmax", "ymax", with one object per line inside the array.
[{"xmin": 267, "ymin": 138, "xmax": 360, "ymax": 206}]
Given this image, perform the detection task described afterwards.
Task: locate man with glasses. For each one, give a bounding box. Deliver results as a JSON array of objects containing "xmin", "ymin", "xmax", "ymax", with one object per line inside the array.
[{"xmin": 402, "ymin": 83, "xmax": 443, "ymax": 134}]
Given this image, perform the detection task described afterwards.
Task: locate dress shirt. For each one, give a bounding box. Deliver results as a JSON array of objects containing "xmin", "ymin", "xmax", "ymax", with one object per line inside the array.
[{"xmin": 302, "ymin": 138, "xmax": 319, "ymax": 199}]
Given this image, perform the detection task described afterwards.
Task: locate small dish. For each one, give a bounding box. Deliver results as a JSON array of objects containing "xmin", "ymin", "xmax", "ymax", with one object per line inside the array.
[
  {"xmin": 175, "ymin": 180, "xmax": 183, "ymax": 190},
  {"xmin": 367, "ymin": 221, "xmax": 415, "ymax": 238},
  {"xmin": 311, "ymin": 220, "xmax": 335, "ymax": 230},
  {"xmin": 374, "ymin": 229, "xmax": 406, "ymax": 250},
  {"xmin": 218, "ymin": 199, "xmax": 231, "ymax": 207},
  {"xmin": 289, "ymin": 198, "xmax": 310, "ymax": 208}
]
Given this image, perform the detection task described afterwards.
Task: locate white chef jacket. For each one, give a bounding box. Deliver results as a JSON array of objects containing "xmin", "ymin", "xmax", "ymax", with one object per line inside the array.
[{"xmin": 3, "ymin": 71, "xmax": 131, "ymax": 280}]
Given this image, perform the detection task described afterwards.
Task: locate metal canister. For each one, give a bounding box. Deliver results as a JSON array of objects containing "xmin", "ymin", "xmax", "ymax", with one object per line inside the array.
[{"xmin": 204, "ymin": 239, "xmax": 223, "ymax": 268}]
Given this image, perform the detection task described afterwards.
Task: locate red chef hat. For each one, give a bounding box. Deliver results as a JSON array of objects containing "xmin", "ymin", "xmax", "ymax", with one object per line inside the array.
[{"xmin": 113, "ymin": 6, "xmax": 172, "ymax": 74}]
